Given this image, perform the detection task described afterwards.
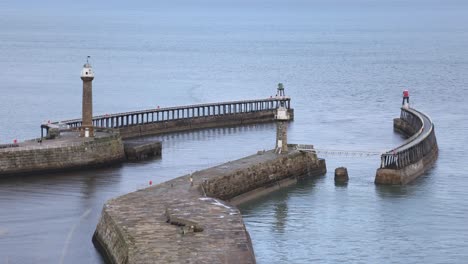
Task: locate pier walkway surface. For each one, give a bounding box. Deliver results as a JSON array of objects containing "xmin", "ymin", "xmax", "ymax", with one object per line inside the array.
[
  {"xmin": 376, "ymin": 106, "xmax": 438, "ymax": 184},
  {"xmin": 0, "ymin": 129, "xmax": 125, "ymax": 176},
  {"xmin": 93, "ymin": 150, "xmax": 326, "ymax": 264},
  {"xmin": 0, "ymin": 131, "xmax": 109, "ymax": 152}
]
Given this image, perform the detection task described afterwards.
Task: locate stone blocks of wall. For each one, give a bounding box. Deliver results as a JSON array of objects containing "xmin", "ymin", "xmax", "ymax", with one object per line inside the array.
[
  {"xmin": 92, "ymin": 206, "xmax": 130, "ymax": 264},
  {"xmin": 123, "ymin": 141, "xmax": 162, "ymax": 161},
  {"xmin": 0, "ymin": 135, "xmax": 125, "ymax": 176},
  {"xmin": 202, "ymin": 151, "xmax": 325, "ymax": 201},
  {"xmin": 393, "ymin": 118, "xmax": 418, "ymax": 137}
]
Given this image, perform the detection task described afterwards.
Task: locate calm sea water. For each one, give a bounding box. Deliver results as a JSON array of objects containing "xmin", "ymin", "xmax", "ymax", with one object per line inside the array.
[{"xmin": 1, "ymin": 1, "xmax": 468, "ymax": 263}]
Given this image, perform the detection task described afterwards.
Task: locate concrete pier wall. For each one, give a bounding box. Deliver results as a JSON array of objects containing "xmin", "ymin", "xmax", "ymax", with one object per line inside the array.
[
  {"xmin": 393, "ymin": 117, "xmax": 418, "ymax": 136},
  {"xmin": 202, "ymin": 152, "xmax": 325, "ymax": 201},
  {"xmin": 375, "ymin": 111, "xmax": 438, "ymax": 185},
  {"xmin": 117, "ymin": 109, "xmax": 294, "ymax": 139},
  {"xmin": 0, "ymin": 134, "xmax": 125, "ymax": 176},
  {"xmin": 123, "ymin": 141, "xmax": 162, "ymax": 161},
  {"xmin": 93, "ymin": 150, "xmax": 326, "ymax": 264},
  {"xmin": 375, "ymin": 146, "xmax": 438, "ymax": 185}
]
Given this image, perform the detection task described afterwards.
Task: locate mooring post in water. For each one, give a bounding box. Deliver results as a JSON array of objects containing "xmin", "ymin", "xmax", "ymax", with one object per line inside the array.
[
  {"xmin": 80, "ymin": 57, "xmax": 95, "ymax": 138},
  {"xmin": 275, "ymin": 84, "xmax": 290, "ymax": 153},
  {"xmin": 334, "ymin": 167, "xmax": 349, "ymax": 184}
]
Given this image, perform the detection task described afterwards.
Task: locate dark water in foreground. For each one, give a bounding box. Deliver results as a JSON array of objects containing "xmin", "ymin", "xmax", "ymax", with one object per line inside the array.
[{"xmin": 1, "ymin": 1, "xmax": 468, "ymax": 263}]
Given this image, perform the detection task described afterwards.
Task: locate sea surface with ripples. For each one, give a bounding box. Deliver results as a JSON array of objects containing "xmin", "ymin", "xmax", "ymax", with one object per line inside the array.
[{"xmin": 1, "ymin": 1, "xmax": 467, "ymax": 263}]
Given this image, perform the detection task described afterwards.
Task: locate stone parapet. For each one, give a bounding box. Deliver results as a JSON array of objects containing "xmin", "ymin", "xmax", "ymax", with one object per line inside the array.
[{"xmin": 0, "ymin": 133, "xmax": 125, "ymax": 176}]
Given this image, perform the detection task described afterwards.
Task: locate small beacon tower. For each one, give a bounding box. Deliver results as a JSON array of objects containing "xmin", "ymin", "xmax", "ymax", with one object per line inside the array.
[
  {"xmin": 81, "ymin": 58, "xmax": 94, "ymax": 138},
  {"xmin": 275, "ymin": 86, "xmax": 290, "ymax": 153},
  {"xmin": 277, "ymin": 83, "xmax": 285, "ymax": 97}
]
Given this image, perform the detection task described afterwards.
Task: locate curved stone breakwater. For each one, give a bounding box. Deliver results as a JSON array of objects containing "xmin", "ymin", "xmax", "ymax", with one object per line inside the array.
[
  {"xmin": 375, "ymin": 107, "xmax": 438, "ymax": 185},
  {"xmin": 93, "ymin": 150, "xmax": 326, "ymax": 264}
]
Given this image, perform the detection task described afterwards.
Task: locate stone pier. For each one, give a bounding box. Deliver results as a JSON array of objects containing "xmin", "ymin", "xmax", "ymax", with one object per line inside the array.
[
  {"xmin": 61, "ymin": 98, "xmax": 294, "ymax": 140},
  {"xmin": 0, "ymin": 130, "xmax": 125, "ymax": 176},
  {"xmin": 93, "ymin": 150, "xmax": 326, "ymax": 264},
  {"xmin": 375, "ymin": 107, "xmax": 438, "ymax": 185}
]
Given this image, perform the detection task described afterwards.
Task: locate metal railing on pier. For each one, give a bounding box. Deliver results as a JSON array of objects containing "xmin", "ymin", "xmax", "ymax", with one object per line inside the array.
[
  {"xmin": 59, "ymin": 97, "xmax": 291, "ymax": 129},
  {"xmin": 380, "ymin": 107, "xmax": 437, "ymax": 169}
]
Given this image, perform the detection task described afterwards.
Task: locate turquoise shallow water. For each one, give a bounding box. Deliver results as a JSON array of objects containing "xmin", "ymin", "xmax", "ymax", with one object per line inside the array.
[{"xmin": 1, "ymin": 1, "xmax": 468, "ymax": 263}]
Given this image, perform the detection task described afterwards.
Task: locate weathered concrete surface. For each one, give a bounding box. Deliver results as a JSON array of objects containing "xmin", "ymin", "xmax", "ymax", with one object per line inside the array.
[
  {"xmin": 123, "ymin": 141, "xmax": 162, "ymax": 161},
  {"xmin": 118, "ymin": 109, "xmax": 294, "ymax": 139},
  {"xmin": 0, "ymin": 131, "xmax": 125, "ymax": 176},
  {"xmin": 393, "ymin": 117, "xmax": 418, "ymax": 136},
  {"xmin": 334, "ymin": 167, "xmax": 349, "ymax": 183},
  {"xmin": 275, "ymin": 120, "xmax": 288, "ymax": 152},
  {"xmin": 93, "ymin": 150, "xmax": 326, "ymax": 264},
  {"xmin": 375, "ymin": 117, "xmax": 438, "ymax": 185},
  {"xmin": 46, "ymin": 126, "xmax": 61, "ymax": 139},
  {"xmin": 375, "ymin": 145, "xmax": 438, "ymax": 185}
]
